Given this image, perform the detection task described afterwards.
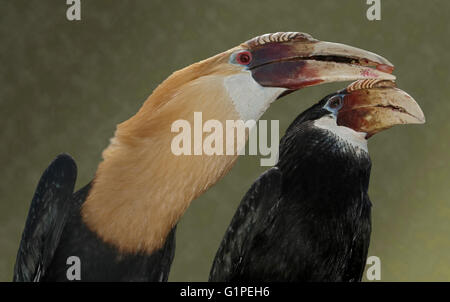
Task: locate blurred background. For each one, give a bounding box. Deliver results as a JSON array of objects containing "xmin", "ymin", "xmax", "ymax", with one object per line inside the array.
[{"xmin": 0, "ymin": 0, "xmax": 449, "ymax": 281}]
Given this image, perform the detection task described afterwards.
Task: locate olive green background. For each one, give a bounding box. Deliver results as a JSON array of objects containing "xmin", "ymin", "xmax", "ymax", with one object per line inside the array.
[{"xmin": 0, "ymin": 0, "xmax": 449, "ymax": 281}]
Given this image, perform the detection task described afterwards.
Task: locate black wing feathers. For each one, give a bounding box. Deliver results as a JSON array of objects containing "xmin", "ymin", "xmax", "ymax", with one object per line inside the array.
[
  {"xmin": 13, "ymin": 154, "xmax": 77, "ymax": 281},
  {"xmin": 209, "ymin": 167, "xmax": 282, "ymax": 281}
]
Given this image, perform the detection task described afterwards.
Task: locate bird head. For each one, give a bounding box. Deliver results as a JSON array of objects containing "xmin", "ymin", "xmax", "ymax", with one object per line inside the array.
[
  {"xmin": 234, "ymin": 32, "xmax": 395, "ymax": 90},
  {"xmin": 217, "ymin": 32, "xmax": 396, "ymax": 121},
  {"xmin": 287, "ymin": 79, "xmax": 425, "ymax": 148}
]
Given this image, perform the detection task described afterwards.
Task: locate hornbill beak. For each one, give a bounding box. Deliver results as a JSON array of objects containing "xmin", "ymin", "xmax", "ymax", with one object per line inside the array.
[
  {"xmin": 337, "ymin": 80, "xmax": 425, "ymax": 138},
  {"xmin": 244, "ymin": 33, "xmax": 396, "ymax": 90}
]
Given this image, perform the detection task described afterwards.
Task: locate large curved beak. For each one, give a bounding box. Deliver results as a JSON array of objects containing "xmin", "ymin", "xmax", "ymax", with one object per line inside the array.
[
  {"xmin": 337, "ymin": 80, "xmax": 425, "ymax": 138},
  {"xmin": 249, "ymin": 39, "xmax": 396, "ymax": 90}
]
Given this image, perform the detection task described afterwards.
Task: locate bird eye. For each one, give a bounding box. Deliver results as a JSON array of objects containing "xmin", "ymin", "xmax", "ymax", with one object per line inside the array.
[
  {"xmin": 236, "ymin": 51, "xmax": 252, "ymax": 65},
  {"xmin": 328, "ymin": 95, "xmax": 343, "ymax": 109}
]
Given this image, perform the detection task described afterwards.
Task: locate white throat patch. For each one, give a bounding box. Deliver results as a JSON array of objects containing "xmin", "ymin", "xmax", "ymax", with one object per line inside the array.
[
  {"xmin": 314, "ymin": 115, "xmax": 368, "ymax": 153},
  {"xmin": 223, "ymin": 71, "xmax": 286, "ymax": 121}
]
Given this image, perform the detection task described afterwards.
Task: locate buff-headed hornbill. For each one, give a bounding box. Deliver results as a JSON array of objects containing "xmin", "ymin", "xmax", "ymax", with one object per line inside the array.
[
  {"xmin": 14, "ymin": 32, "xmax": 396, "ymax": 281},
  {"xmin": 209, "ymin": 79, "xmax": 425, "ymax": 282}
]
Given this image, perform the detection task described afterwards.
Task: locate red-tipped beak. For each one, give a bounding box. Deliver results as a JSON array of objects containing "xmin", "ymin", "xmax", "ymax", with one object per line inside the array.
[{"xmin": 248, "ymin": 39, "xmax": 395, "ymax": 90}]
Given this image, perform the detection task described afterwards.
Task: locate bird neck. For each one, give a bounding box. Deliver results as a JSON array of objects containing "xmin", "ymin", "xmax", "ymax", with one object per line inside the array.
[
  {"xmin": 278, "ymin": 120, "xmax": 372, "ymax": 214},
  {"xmin": 81, "ymin": 72, "xmax": 242, "ymax": 254}
]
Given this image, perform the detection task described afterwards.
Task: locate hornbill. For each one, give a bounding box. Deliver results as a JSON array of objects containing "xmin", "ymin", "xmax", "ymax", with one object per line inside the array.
[
  {"xmin": 209, "ymin": 79, "xmax": 425, "ymax": 282},
  {"xmin": 14, "ymin": 32, "xmax": 396, "ymax": 281}
]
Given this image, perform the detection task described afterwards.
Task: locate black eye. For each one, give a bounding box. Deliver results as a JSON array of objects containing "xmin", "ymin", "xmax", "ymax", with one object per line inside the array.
[
  {"xmin": 328, "ymin": 95, "xmax": 343, "ymax": 109},
  {"xmin": 236, "ymin": 51, "xmax": 252, "ymax": 65}
]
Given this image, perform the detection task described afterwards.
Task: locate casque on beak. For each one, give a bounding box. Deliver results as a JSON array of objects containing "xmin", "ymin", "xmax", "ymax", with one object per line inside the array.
[
  {"xmin": 337, "ymin": 80, "xmax": 426, "ymax": 138},
  {"xmin": 242, "ymin": 32, "xmax": 396, "ymax": 90}
]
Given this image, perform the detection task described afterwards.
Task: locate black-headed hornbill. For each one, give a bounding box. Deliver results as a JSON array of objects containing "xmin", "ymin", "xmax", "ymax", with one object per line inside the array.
[
  {"xmin": 209, "ymin": 79, "xmax": 425, "ymax": 282},
  {"xmin": 14, "ymin": 32, "xmax": 396, "ymax": 281}
]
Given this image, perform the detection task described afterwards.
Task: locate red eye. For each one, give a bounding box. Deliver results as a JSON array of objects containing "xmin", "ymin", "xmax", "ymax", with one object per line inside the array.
[
  {"xmin": 328, "ymin": 95, "xmax": 343, "ymax": 109},
  {"xmin": 236, "ymin": 51, "xmax": 252, "ymax": 65}
]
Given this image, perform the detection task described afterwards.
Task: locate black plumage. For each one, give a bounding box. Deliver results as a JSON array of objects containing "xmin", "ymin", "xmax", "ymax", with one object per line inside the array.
[
  {"xmin": 209, "ymin": 93, "xmax": 373, "ymax": 282},
  {"xmin": 14, "ymin": 154, "xmax": 176, "ymax": 281}
]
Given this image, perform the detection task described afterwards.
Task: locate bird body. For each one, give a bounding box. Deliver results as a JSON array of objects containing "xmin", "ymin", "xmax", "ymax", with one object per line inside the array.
[
  {"xmin": 210, "ymin": 80, "xmax": 425, "ymax": 282},
  {"xmin": 14, "ymin": 158, "xmax": 177, "ymax": 282},
  {"xmin": 210, "ymin": 118, "xmax": 372, "ymax": 281},
  {"xmin": 42, "ymin": 184, "xmax": 177, "ymax": 282}
]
